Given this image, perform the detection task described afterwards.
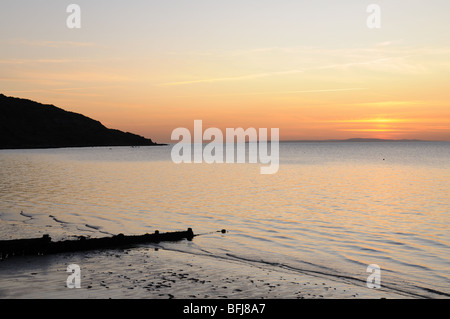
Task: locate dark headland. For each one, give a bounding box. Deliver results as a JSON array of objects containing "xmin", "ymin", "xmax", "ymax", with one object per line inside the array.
[{"xmin": 0, "ymin": 94, "xmax": 165, "ymax": 149}]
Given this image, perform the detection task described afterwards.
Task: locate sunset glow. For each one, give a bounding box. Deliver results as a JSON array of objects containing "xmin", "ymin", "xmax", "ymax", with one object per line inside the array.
[
  {"xmin": 1, "ymin": 1, "xmax": 449, "ymax": 143},
  {"xmin": 1, "ymin": 1, "xmax": 450, "ymax": 302}
]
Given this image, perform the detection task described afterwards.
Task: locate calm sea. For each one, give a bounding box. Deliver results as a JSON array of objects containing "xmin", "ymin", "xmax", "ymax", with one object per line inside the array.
[{"xmin": 0, "ymin": 142, "xmax": 449, "ymax": 298}]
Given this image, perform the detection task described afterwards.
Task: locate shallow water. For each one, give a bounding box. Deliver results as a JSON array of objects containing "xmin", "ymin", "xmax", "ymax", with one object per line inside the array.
[{"xmin": 0, "ymin": 142, "xmax": 449, "ymax": 298}]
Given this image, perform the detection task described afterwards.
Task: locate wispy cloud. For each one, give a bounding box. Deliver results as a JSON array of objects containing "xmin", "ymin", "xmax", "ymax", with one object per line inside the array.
[
  {"xmin": 325, "ymin": 117, "xmax": 450, "ymax": 124},
  {"xmin": 338, "ymin": 129, "xmax": 418, "ymax": 132},
  {"xmin": 5, "ymin": 85, "xmax": 120, "ymax": 93},
  {"xmin": 0, "ymin": 58, "xmax": 75, "ymax": 65},
  {"xmin": 13, "ymin": 40, "xmax": 95, "ymax": 48},
  {"xmin": 326, "ymin": 118, "xmax": 411, "ymax": 124},
  {"xmin": 350, "ymin": 101, "xmax": 426, "ymax": 108},
  {"xmin": 158, "ymin": 56, "xmax": 428, "ymax": 87},
  {"xmin": 166, "ymin": 87, "xmax": 368, "ymax": 99},
  {"xmin": 159, "ymin": 58, "xmax": 390, "ymax": 86},
  {"xmin": 246, "ymin": 88, "xmax": 368, "ymax": 95},
  {"xmin": 0, "ymin": 71, "xmax": 132, "ymax": 85},
  {"xmin": 3, "ymin": 89, "xmax": 104, "ymax": 97},
  {"xmin": 160, "ymin": 69, "xmax": 304, "ymax": 86},
  {"xmin": 160, "ymin": 43, "xmax": 450, "ymax": 87}
]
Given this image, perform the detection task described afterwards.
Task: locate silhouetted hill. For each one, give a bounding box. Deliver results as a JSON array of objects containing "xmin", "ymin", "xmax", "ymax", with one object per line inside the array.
[{"xmin": 0, "ymin": 94, "xmax": 164, "ymax": 149}]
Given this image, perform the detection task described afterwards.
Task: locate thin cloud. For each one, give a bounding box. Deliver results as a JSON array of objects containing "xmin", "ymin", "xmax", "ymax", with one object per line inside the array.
[
  {"xmin": 4, "ymin": 89, "xmax": 103, "ymax": 97},
  {"xmin": 160, "ymin": 69, "xmax": 304, "ymax": 86},
  {"xmin": 338, "ymin": 129, "xmax": 418, "ymax": 132},
  {"xmin": 14, "ymin": 40, "xmax": 95, "ymax": 48},
  {"xmin": 350, "ymin": 101, "xmax": 426, "ymax": 108},
  {"xmin": 159, "ymin": 56, "xmax": 423, "ymax": 87},
  {"xmin": 167, "ymin": 87, "xmax": 367, "ymax": 99},
  {"xmin": 0, "ymin": 58, "xmax": 75, "ymax": 65},
  {"xmin": 160, "ymin": 43, "xmax": 448, "ymax": 87},
  {"xmin": 236, "ymin": 87, "xmax": 368, "ymax": 96},
  {"xmin": 325, "ymin": 117, "xmax": 449, "ymax": 124}
]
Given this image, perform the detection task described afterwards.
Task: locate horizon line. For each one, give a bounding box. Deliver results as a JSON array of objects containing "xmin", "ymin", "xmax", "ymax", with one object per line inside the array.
[{"xmin": 163, "ymin": 138, "xmax": 450, "ymax": 144}]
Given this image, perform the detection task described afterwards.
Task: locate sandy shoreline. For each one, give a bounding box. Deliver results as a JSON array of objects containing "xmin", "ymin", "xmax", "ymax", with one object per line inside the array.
[{"xmin": 0, "ymin": 243, "xmax": 412, "ymax": 299}]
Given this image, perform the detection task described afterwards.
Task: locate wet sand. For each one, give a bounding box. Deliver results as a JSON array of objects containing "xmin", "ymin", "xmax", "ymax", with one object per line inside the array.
[{"xmin": 0, "ymin": 245, "xmax": 411, "ymax": 299}]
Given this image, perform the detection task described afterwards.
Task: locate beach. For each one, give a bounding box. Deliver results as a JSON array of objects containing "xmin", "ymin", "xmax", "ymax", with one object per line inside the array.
[
  {"xmin": 0, "ymin": 234, "xmax": 418, "ymax": 299},
  {"xmin": 0, "ymin": 241, "xmax": 410, "ymax": 299}
]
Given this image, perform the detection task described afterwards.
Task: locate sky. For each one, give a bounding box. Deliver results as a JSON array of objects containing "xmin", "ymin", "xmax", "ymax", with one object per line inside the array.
[{"xmin": 1, "ymin": 0, "xmax": 450, "ymax": 143}]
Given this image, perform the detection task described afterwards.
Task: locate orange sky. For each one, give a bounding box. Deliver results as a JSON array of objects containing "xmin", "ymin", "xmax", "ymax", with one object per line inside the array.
[{"xmin": 1, "ymin": 1, "xmax": 449, "ymax": 143}]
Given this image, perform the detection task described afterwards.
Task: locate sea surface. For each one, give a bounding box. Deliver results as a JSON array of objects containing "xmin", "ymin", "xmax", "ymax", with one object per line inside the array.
[{"xmin": 0, "ymin": 142, "xmax": 449, "ymax": 298}]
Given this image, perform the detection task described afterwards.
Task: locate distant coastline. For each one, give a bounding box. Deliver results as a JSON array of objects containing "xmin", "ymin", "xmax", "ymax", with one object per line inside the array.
[
  {"xmin": 212, "ymin": 138, "xmax": 446, "ymax": 145},
  {"xmin": 279, "ymin": 138, "xmax": 445, "ymax": 143},
  {"xmin": 0, "ymin": 94, "xmax": 166, "ymax": 150}
]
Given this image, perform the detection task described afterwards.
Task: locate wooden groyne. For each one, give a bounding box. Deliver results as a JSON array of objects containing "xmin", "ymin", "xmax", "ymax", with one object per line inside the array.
[{"xmin": 0, "ymin": 228, "xmax": 195, "ymax": 260}]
